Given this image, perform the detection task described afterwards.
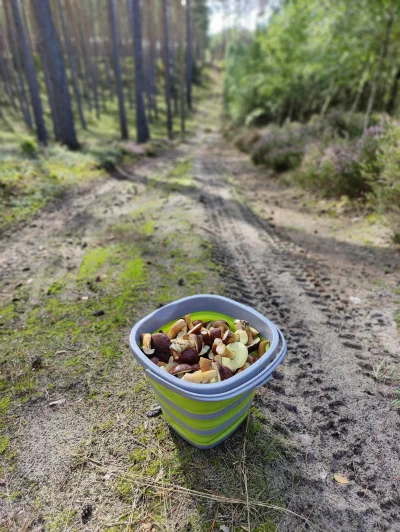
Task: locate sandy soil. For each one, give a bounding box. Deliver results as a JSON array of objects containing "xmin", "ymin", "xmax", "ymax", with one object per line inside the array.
[{"xmin": 1, "ymin": 96, "xmax": 399, "ymax": 532}]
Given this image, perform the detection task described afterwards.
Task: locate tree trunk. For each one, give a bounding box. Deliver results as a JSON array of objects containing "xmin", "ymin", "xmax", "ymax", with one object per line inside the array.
[
  {"xmin": 186, "ymin": 0, "xmax": 193, "ymax": 111},
  {"xmin": 162, "ymin": 0, "xmax": 173, "ymax": 139},
  {"xmin": 177, "ymin": 0, "xmax": 185, "ymax": 136},
  {"xmin": 108, "ymin": 0, "xmax": 128, "ymax": 139},
  {"xmin": 129, "ymin": 0, "xmax": 150, "ymax": 143},
  {"xmin": 364, "ymin": 7, "xmax": 394, "ymax": 132},
  {"xmin": 57, "ymin": 0, "xmax": 87, "ymax": 129},
  {"xmin": 31, "ymin": 0, "xmax": 78, "ymax": 149},
  {"xmin": 10, "ymin": 0, "xmax": 47, "ymax": 144},
  {"xmin": 386, "ymin": 68, "xmax": 400, "ymax": 114}
]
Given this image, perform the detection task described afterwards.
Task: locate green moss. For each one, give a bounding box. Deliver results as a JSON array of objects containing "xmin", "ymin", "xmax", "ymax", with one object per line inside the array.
[
  {"xmin": 0, "ymin": 437, "xmax": 9, "ymax": 453},
  {"xmin": 78, "ymin": 246, "xmax": 113, "ymax": 280}
]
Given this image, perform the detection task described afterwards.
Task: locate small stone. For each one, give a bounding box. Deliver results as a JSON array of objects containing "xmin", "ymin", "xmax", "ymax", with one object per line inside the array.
[
  {"xmin": 177, "ymin": 278, "xmax": 185, "ymax": 286},
  {"xmin": 147, "ymin": 405, "xmax": 162, "ymax": 418},
  {"xmin": 92, "ymin": 310, "xmax": 105, "ymax": 317}
]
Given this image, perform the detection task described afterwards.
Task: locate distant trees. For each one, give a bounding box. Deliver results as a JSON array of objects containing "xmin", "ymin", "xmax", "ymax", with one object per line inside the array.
[
  {"xmin": 222, "ymin": 0, "xmax": 400, "ymax": 125},
  {"xmin": 0, "ymin": 0, "xmax": 210, "ymax": 148}
]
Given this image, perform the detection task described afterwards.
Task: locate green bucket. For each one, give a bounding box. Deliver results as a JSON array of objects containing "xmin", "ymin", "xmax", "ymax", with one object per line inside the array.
[{"xmin": 130, "ymin": 295, "xmax": 287, "ymax": 449}]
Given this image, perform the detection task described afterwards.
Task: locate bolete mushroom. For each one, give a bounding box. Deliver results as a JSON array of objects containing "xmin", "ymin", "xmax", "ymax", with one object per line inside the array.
[
  {"xmin": 169, "ymin": 363, "xmax": 199, "ymax": 376},
  {"xmin": 181, "ymin": 369, "xmax": 217, "ymax": 383},
  {"xmin": 151, "ymin": 333, "xmax": 171, "ymax": 356},
  {"xmin": 200, "ymin": 357, "xmax": 211, "ymax": 373},
  {"xmin": 212, "ymin": 338, "xmax": 235, "ymax": 359},
  {"xmin": 211, "ymin": 361, "xmax": 232, "ymax": 381},
  {"xmin": 177, "ymin": 348, "xmax": 199, "ymax": 365},
  {"xmin": 234, "ymin": 319, "xmax": 253, "ymax": 345},
  {"xmin": 213, "ymin": 320, "xmax": 230, "ymax": 334},
  {"xmin": 141, "ymin": 333, "xmax": 155, "ymax": 356},
  {"xmin": 189, "ymin": 333, "xmax": 202, "ymax": 354},
  {"xmin": 237, "ymin": 362, "xmax": 251, "ymax": 374},
  {"xmin": 167, "ymin": 319, "xmax": 186, "ymax": 339},
  {"xmin": 247, "ymin": 337, "xmax": 261, "ymax": 352},
  {"xmin": 221, "ymin": 342, "xmax": 248, "ymax": 372},
  {"xmin": 258, "ymin": 340, "xmax": 270, "ymax": 358},
  {"xmin": 192, "ymin": 319, "xmax": 203, "ymax": 327},
  {"xmin": 222, "ymin": 329, "xmax": 240, "ymax": 345},
  {"xmin": 184, "ymin": 314, "xmax": 193, "ymax": 329}
]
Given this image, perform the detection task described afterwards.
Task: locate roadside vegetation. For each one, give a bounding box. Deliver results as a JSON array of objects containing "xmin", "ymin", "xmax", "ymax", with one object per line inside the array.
[{"xmin": 221, "ymin": 0, "xmax": 400, "ymax": 241}]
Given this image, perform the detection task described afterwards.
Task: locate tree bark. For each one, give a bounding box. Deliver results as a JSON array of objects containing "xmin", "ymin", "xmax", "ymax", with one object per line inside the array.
[
  {"xmin": 31, "ymin": 0, "xmax": 78, "ymax": 149},
  {"xmin": 57, "ymin": 0, "xmax": 87, "ymax": 129},
  {"xmin": 10, "ymin": 0, "xmax": 47, "ymax": 144},
  {"xmin": 129, "ymin": 0, "xmax": 150, "ymax": 143},
  {"xmin": 162, "ymin": 0, "xmax": 173, "ymax": 139},
  {"xmin": 186, "ymin": 0, "xmax": 193, "ymax": 111},
  {"xmin": 364, "ymin": 6, "xmax": 395, "ymax": 132},
  {"xmin": 178, "ymin": 0, "xmax": 185, "ymax": 136},
  {"xmin": 108, "ymin": 0, "xmax": 129, "ymax": 139}
]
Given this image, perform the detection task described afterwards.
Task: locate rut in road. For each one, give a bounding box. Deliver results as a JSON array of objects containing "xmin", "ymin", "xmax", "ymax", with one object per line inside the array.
[{"xmin": 193, "ymin": 135, "xmax": 400, "ymax": 531}]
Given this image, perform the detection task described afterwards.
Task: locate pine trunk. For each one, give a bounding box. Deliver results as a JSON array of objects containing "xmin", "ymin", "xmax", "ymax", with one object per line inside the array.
[
  {"xmin": 162, "ymin": 0, "xmax": 173, "ymax": 138},
  {"xmin": 10, "ymin": 0, "xmax": 47, "ymax": 144},
  {"xmin": 129, "ymin": 0, "xmax": 150, "ymax": 143},
  {"xmin": 31, "ymin": 0, "xmax": 78, "ymax": 149},
  {"xmin": 186, "ymin": 0, "xmax": 193, "ymax": 111},
  {"xmin": 108, "ymin": 0, "xmax": 128, "ymax": 139}
]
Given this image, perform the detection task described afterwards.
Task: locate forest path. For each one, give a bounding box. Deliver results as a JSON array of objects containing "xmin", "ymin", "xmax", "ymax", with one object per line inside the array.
[{"xmin": 1, "ymin": 93, "xmax": 399, "ymax": 532}]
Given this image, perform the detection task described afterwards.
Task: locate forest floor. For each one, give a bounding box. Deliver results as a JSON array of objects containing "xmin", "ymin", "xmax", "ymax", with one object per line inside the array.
[{"xmin": 1, "ymin": 88, "xmax": 400, "ymax": 532}]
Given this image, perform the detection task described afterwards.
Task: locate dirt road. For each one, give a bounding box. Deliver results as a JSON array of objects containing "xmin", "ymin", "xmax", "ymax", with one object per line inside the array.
[{"xmin": 1, "ymin": 95, "xmax": 399, "ymax": 532}]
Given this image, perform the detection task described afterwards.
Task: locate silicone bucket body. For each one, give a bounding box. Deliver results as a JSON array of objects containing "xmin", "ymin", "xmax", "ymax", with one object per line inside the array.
[{"xmin": 130, "ymin": 295, "xmax": 287, "ymax": 448}]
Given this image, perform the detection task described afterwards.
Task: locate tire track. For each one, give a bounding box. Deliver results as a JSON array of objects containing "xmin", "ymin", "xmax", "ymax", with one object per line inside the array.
[{"xmin": 194, "ymin": 143, "xmax": 400, "ymax": 532}]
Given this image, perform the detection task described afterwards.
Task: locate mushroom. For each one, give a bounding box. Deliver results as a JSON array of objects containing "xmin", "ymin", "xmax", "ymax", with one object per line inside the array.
[
  {"xmin": 177, "ymin": 348, "xmax": 199, "ymax": 365},
  {"xmin": 247, "ymin": 354, "xmax": 257, "ymax": 365},
  {"xmin": 189, "ymin": 334, "xmax": 202, "ymax": 353},
  {"xmin": 141, "ymin": 333, "xmax": 155, "ymax": 356},
  {"xmin": 213, "ymin": 320, "xmax": 230, "ymax": 334},
  {"xmin": 211, "ymin": 361, "xmax": 232, "ymax": 381},
  {"xmin": 237, "ymin": 362, "xmax": 251, "ymax": 374},
  {"xmin": 166, "ymin": 356, "xmax": 178, "ymax": 373},
  {"xmin": 200, "ymin": 329, "xmax": 212, "ymax": 346},
  {"xmin": 184, "ymin": 314, "xmax": 193, "ymax": 330},
  {"xmin": 221, "ymin": 342, "xmax": 248, "ymax": 372},
  {"xmin": 169, "ymin": 363, "xmax": 199, "ymax": 376},
  {"xmin": 167, "ymin": 319, "xmax": 186, "ymax": 339},
  {"xmin": 236, "ymin": 329, "xmax": 249, "ymax": 345},
  {"xmin": 250, "ymin": 327, "xmax": 259, "ymax": 337},
  {"xmin": 188, "ymin": 322, "xmax": 203, "ymax": 335},
  {"xmin": 200, "ymin": 357, "xmax": 211, "ymax": 373},
  {"xmin": 258, "ymin": 340, "xmax": 270, "ymax": 358},
  {"xmin": 212, "ymin": 338, "xmax": 235, "ymax": 359},
  {"xmin": 151, "ymin": 333, "xmax": 171, "ymax": 356},
  {"xmin": 234, "ymin": 319, "xmax": 253, "ymax": 345},
  {"xmin": 170, "ymin": 338, "xmax": 192, "ymax": 354},
  {"xmin": 222, "ymin": 329, "xmax": 240, "ymax": 345},
  {"xmin": 199, "ymin": 344, "xmax": 211, "ymax": 356},
  {"xmin": 247, "ymin": 337, "xmax": 261, "ymax": 352},
  {"xmin": 150, "ymin": 356, "xmax": 159, "ymax": 365},
  {"xmin": 192, "ymin": 319, "xmax": 203, "ymax": 327},
  {"xmin": 209, "ymin": 327, "xmax": 222, "ymax": 342},
  {"xmin": 181, "ymin": 369, "xmax": 217, "ymax": 383}
]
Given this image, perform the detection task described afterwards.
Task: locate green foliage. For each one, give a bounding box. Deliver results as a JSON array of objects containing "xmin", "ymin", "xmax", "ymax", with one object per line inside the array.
[
  {"xmin": 20, "ymin": 138, "xmax": 37, "ymax": 157},
  {"xmin": 224, "ymin": 0, "xmax": 400, "ymax": 125}
]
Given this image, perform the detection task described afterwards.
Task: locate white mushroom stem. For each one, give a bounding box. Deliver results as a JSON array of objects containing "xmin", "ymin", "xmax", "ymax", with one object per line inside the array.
[
  {"xmin": 167, "ymin": 319, "xmax": 186, "ymax": 339},
  {"xmin": 184, "ymin": 314, "xmax": 193, "ymax": 329},
  {"xmin": 141, "ymin": 333, "xmax": 155, "ymax": 355},
  {"xmin": 216, "ymin": 342, "xmax": 235, "ymax": 360},
  {"xmin": 182, "ymin": 370, "xmax": 217, "ymax": 383}
]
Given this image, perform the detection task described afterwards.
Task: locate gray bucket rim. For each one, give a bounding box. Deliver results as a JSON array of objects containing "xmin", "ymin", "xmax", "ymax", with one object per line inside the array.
[{"xmin": 130, "ymin": 294, "xmax": 282, "ymax": 395}]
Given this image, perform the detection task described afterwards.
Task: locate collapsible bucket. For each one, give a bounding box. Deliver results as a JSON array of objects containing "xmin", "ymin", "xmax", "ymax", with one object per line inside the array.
[{"xmin": 130, "ymin": 295, "xmax": 287, "ymax": 449}]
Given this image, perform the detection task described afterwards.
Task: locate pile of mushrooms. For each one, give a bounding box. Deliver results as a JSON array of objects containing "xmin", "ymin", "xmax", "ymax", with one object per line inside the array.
[{"xmin": 140, "ymin": 314, "xmax": 270, "ymax": 384}]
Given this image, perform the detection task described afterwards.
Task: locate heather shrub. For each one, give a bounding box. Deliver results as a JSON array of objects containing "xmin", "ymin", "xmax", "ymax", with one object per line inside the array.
[
  {"xmin": 250, "ymin": 123, "xmax": 307, "ymax": 171},
  {"xmin": 233, "ymin": 128, "xmax": 261, "ymax": 153}
]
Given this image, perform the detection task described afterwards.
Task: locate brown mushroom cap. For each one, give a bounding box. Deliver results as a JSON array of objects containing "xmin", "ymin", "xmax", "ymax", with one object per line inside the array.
[
  {"xmin": 213, "ymin": 320, "xmax": 230, "ymax": 333},
  {"xmin": 150, "ymin": 356, "xmax": 159, "ymax": 365},
  {"xmin": 151, "ymin": 333, "xmax": 171, "ymax": 355},
  {"xmin": 209, "ymin": 327, "xmax": 222, "ymax": 342},
  {"xmin": 189, "ymin": 334, "xmax": 202, "ymax": 354},
  {"xmin": 169, "ymin": 363, "xmax": 199, "ymax": 375},
  {"xmin": 247, "ymin": 337, "xmax": 261, "ymax": 352},
  {"xmin": 192, "ymin": 319, "xmax": 204, "ymax": 327},
  {"xmin": 201, "ymin": 329, "xmax": 212, "ymax": 346},
  {"xmin": 177, "ymin": 348, "xmax": 199, "ymax": 365}
]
